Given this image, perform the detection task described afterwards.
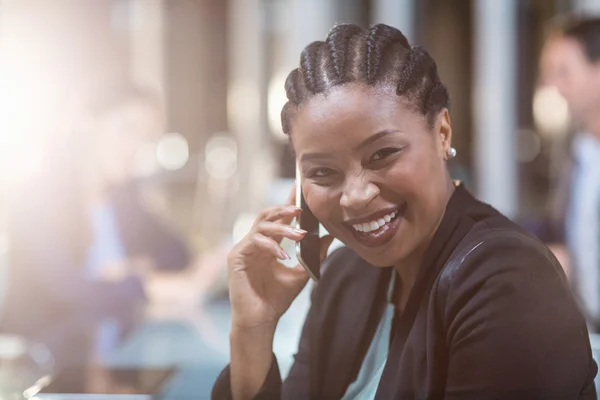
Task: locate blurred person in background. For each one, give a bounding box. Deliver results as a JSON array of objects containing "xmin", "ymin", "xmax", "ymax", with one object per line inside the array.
[
  {"xmin": 1, "ymin": 82, "xmax": 190, "ymax": 372},
  {"xmin": 539, "ymin": 16, "xmax": 600, "ymax": 332}
]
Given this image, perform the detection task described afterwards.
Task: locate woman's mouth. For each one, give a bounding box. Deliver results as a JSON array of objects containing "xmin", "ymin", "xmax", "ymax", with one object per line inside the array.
[{"xmin": 346, "ymin": 204, "xmax": 406, "ymax": 248}]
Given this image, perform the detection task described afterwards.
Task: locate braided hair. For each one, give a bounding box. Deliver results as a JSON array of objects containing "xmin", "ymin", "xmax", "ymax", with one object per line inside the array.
[{"xmin": 281, "ymin": 23, "xmax": 449, "ymax": 135}]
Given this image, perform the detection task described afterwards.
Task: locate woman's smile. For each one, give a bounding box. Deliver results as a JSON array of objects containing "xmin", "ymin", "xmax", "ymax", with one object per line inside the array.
[{"xmin": 344, "ymin": 202, "xmax": 407, "ymax": 248}]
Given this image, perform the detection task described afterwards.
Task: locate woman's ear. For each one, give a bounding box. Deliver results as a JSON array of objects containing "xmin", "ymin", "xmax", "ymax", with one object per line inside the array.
[{"xmin": 436, "ymin": 109, "xmax": 453, "ymax": 159}]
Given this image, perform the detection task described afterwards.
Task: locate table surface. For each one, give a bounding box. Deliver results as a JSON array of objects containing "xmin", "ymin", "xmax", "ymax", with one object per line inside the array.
[
  {"xmin": 103, "ymin": 282, "xmax": 313, "ymax": 399},
  {"xmin": 104, "ymin": 291, "xmax": 600, "ymax": 399},
  {"xmin": 104, "ymin": 303, "xmax": 231, "ymax": 399}
]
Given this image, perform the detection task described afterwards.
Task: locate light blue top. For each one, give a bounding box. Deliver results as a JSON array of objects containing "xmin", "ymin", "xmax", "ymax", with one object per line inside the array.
[
  {"xmin": 341, "ymin": 273, "xmax": 396, "ymax": 400},
  {"xmin": 85, "ymin": 202, "xmax": 126, "ymax": 359},
  {"xmin": 566, "ymin": 133, "xmax": 600, "ymax": 320}
]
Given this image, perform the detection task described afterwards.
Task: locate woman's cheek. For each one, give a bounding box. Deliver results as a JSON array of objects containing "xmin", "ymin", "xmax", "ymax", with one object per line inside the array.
[
  {"xmin": 386, "ymin": 160, "xmax": 418, "ymax": 182},
  {"xmin": 305, "ymin": 189, "xmax": 337, "ymax": 224}
]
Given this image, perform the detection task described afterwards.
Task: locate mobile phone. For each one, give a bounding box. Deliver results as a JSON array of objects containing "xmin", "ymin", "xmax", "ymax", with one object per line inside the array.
[{"xmin": 295, "ymin": 165, "xmax": 321, "ymax": 282}]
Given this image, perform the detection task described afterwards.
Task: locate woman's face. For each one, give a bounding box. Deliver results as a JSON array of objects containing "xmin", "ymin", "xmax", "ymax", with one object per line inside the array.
[{"xmin": 291, "ymin": 83, "xmax": 453, "ymax": 267}]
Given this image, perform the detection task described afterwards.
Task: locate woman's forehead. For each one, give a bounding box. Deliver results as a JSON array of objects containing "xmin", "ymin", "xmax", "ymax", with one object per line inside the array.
[
  {"xmin": 297, "ymin": 83, "xmax": 396, "ymax": 116},
  {"xmin": 290, "ymin": 83, "xmax": 423, "ymax": 147}
]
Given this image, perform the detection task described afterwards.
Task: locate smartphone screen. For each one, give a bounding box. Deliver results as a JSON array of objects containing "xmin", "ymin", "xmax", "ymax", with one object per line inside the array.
[{"xmin": 295, "ymin": 165, "xmax": 321, "ymax": 282}]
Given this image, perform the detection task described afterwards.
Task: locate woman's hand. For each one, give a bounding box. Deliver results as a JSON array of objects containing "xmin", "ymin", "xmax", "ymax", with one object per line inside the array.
[
  {"xmin": 228, "ymin": 194, "xmax": 332, "ymax": 332},
  {"xmin": 227, "ymin": 185, "xmax": 333, "ymax": 400}
]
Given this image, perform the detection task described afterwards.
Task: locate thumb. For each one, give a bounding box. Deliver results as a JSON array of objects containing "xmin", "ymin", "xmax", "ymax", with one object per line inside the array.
[{"xmin": 288, "ymin": 263, "xmax": 310, "ymax": 289}]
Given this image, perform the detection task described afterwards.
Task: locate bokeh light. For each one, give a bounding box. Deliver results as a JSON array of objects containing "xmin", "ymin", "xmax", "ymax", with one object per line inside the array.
[
  {"xmin": 268, "ymin": 72, "xmax": 288, "ymax": 140},
  {"xmin": 205, "ymin": 135, "xmax": 238, "ymax": 180},
  {"xmin": 156, "ymin": 132, "xmax": 189, "ymax": 171},
  {"xmin": 533, "ymin": 86, "xmax": 571, "ymax": 138}
]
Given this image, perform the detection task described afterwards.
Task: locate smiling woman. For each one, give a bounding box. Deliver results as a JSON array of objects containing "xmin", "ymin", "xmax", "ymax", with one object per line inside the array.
[
  {"xmin": 212, "ymin": 24, "xmax": 596, "ymax": 400},
  {"xmin": 290, "ymin": 83, "xmax": 453, "ymax": 269}
]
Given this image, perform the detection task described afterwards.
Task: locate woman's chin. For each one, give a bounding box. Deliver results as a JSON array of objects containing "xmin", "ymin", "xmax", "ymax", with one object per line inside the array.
[
  {"xmin": 344, "ymin": 245, "xmax": 401, "ymax": 268},
  {"xmin": 363, "ymin": 255, "xmax": 399, "ymax": 268}
]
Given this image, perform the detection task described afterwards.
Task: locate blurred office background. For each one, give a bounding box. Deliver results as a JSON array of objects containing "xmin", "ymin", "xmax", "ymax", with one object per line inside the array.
[{"xmin": 0, "ymin": 0, "xmax": 600, "ymax": 398}]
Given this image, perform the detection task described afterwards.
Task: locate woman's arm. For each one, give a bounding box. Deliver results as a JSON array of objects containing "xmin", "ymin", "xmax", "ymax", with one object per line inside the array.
[
  {"xmin": 230, "ymin": 325, "xmax": 278, "ymax": 399},
  {"xmin": 443, "ymin": 239, "xmax": 596, "ymax": 400},
  {"xmin": 211, "ymin": 293, "xmax": 316, "ymax": 400},
  {"xmin": 211, "ymin": 246, "xmax": 346, "ymax": 400}
]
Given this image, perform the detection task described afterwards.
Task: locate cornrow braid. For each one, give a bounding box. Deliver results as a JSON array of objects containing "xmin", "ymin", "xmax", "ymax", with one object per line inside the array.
[
  {"xmin": 300, "ymin": 41, "xmax": 333, "ymax": 93},
  {"xmin": 366, "ymin": 23, "xmax": 410, "ymax": 84},
  {"xmin": 326, "ymin": 24, "xmax": 364, "ymax": 84},
  {"xmin": 281, "ymin": 23, "xmax": 450, "ymax": 134},
  {"xmin": 396, "ymin": 46, "xmax": 446, "ymax": 116}
]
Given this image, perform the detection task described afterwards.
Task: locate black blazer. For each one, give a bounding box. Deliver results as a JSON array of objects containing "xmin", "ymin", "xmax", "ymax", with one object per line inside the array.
[{"xmin": 212, "ymin": 185, "xmax": 597, "ymax": 399}]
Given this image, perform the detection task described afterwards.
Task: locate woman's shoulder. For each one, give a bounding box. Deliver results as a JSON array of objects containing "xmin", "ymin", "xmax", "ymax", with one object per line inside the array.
[
  {"xmin": 437, "ymin": 216, "xmax": 574, "ymax": 320},
  {"xmin": 442, "ymin": 186, "xmax": 565, "ymax": 285},
  {"xmin": 435, "ymin": 212, "xmax": 594, "ymax": 399},
  {"xmin": 444, "ymin": 216, "xmax": 564, "ymax": 282}
]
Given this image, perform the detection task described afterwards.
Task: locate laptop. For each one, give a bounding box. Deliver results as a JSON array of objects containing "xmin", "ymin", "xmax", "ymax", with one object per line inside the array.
[{"xmin": 32, "ymin": 366, "xmax": 176, "ymax": 400}]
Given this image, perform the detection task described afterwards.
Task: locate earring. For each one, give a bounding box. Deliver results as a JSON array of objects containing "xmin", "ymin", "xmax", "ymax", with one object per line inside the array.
[{"xmin": 446, "ymin": 147, "xmax": 457, "ymax": 159}]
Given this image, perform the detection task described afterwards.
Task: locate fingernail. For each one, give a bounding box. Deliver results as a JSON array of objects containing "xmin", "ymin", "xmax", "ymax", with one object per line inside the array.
[
  {"xmin": 279, "ymin": 250, "xmax": 290, "ymax": 260},
  {"xmin": 292, "ymin": 228, "xmax": 307, "ymax": 235}
]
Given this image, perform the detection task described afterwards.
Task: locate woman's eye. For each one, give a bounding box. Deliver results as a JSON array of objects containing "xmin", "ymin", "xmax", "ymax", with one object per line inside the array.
[
  {"xmin": 311, "ymin": 167, "xmax": 334, "ymax": 178},
  {"xmin": 370, "ymin": 147, "xmax": 401, "ymax": 162}
]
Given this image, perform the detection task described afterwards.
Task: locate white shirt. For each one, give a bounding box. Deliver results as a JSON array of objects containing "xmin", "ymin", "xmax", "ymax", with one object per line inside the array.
[{"xmin": 566, "ymin": 133, "xmax": 600, "ymax": 319}]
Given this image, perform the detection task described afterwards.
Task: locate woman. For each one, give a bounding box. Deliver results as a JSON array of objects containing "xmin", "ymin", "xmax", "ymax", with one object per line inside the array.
[
  {"xmin": 212, "ymin": 24, "xmax": 596, "ymax": 399},
  {"xmin": 2, "ymin": 82, "xmax": 190, "ymax": 369}
]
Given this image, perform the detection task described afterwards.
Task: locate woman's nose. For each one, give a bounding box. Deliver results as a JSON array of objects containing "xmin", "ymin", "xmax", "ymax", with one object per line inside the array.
[{"xmin": 339, "ymin": 177, "xmax": 379, "ymax": 211}]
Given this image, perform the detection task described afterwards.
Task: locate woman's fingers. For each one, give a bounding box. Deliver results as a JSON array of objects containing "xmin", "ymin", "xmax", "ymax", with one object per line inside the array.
[
  {"xmin": 252, "ymin": 182, "xmax": 302, "ymax": 234},
  {"xmin": 255, "ymin": 220, "xmax": 306, "ymax": 243},
  {"xmin": 277, "ymin": 182, "xmax": 300, "ymax": 226},
  {"xmin": 256, "ymin": 205, "xmax": 301, "ymax": 224},
  {"xmin": 288, "ymin": 263, "xmax": 310, "ymax": 281},
  {"xmin": 249, "ymin": 232, "xmax": 290, "ymax": 260},
  {"xmin": 250, "ymin": 206, "xmax": 304, "ymax": 244}
]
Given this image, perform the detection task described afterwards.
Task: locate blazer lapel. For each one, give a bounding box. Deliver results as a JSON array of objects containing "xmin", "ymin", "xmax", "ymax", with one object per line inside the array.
[{"xmin": 375, "ymin": 184, "xmax": 480, "ymax": 399}]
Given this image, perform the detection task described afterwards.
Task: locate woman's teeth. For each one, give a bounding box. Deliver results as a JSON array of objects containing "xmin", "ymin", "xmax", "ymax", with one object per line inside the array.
[{"xmin": 352, "ymin": 210, "xmax": 397, "ymax": 233}]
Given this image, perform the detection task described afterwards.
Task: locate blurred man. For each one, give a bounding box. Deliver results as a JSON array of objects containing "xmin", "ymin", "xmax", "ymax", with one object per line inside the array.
[{"xmin": 540, "ymin": 16, "xmax": 600, "ymax": 331}]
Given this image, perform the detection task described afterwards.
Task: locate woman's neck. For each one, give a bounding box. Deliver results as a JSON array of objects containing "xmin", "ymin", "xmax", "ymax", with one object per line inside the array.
[
  {"xmin": 392, "ymin": 176, "xmax": 456, "ymax": 311},
  {"xmin": 392, "ymin": 255, "xmax": 421, "ymax": 312}
]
